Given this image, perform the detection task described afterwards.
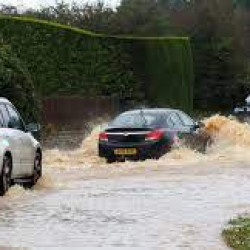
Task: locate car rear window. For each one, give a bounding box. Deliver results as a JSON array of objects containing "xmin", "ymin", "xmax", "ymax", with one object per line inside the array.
[{"xmin": 111, "ymin": 111, "xmax": 165, "ymax": 128}]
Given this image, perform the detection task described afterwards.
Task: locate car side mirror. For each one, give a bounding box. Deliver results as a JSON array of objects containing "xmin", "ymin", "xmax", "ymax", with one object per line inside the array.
[
  {"xmin": 193, "ymin": 121, "xmax": 204, "ymax": 130},
  {"xmin": 26, "ymin": 123, "xmax": 41, "ymax": 133}
]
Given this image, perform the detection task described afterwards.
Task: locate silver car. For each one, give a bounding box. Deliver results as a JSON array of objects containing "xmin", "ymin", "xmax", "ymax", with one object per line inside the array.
[{"xmin": 0, "ymin": 98, "xmax": 42, "ymax": 195}]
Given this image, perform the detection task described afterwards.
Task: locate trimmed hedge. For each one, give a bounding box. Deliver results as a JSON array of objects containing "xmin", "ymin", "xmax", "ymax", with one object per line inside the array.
[
  {"xmin": 0, "ymin": 16, "xmax": 193, "ymax": 112},
  {"xmin": 134, "ymin": 38, "xmax": 193, "ymax": 111}
]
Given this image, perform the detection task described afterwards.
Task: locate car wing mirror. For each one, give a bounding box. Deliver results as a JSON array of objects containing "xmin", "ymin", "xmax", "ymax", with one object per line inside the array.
[
  {"xmin": 26, "ymin": 123, "xmax": 41, "ymax": 133},
  {"xmin": 193, "ymin": 121, "xmax": 204, "ymax": 130}
]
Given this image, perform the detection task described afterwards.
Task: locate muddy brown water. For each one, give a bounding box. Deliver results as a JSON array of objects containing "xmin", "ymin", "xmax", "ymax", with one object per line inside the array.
[{"xmin": 1, "ymin": 115, "xmax": 250, "ymax": 249}]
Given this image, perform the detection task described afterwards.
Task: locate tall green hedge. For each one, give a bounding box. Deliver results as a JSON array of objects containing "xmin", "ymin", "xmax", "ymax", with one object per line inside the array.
[
  {"xmin": 0, "ymin": 16, "xmax": 193, "ymax": 112},
  {"xmin": 132, "ymin": 38, "xmax": 193, "ymax": 111}
]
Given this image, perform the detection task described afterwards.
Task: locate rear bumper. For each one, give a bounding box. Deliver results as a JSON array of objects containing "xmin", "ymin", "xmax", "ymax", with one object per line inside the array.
[{"xmin": 98, "ymin": 140, "xmax": 168, "ymax": 161}]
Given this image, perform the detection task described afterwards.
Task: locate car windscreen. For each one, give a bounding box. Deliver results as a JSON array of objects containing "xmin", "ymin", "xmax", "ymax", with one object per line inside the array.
[{"xmin": 110, "ymin": 111, "xmax": 165, "ymax": 128}]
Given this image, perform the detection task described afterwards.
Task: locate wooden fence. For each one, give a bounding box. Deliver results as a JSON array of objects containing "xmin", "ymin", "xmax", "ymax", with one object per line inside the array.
[{"xmin": 42, "ymin": 96, "xmax": 119, "ymax": 125}]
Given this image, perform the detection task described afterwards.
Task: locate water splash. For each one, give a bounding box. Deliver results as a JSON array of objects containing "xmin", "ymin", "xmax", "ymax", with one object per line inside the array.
[
  {"xmin": 204, "ymin": 114, "xmax": 250, "ymax": 145},
  {"xmin": 204, "ymin": 115, "xmax": 250, "ymax": 163},
  {"xmin": 43, "ymin": 115, "xmax": 250, "ymax": 168},
  {"xmin": 6, "ymin": 185, "xmax": 30, "ymax": 198},
  {"xmin": 34, "ymin": 173, "xmax": 69, "ymax": 190},
  {"xmin": 44, "ymin": 125, "xmax": 105, "ymax": 168}
]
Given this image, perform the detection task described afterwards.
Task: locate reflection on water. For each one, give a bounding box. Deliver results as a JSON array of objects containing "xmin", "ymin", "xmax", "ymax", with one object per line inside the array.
[{"xmin": 1, "ymin": 115, "xmax": 250, "ymax": 248}]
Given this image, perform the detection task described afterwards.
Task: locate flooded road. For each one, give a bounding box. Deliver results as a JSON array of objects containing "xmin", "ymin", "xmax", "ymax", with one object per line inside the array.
[{"xmin": 1, "ymin": 115, "xmax": 250, "ymax": 249}]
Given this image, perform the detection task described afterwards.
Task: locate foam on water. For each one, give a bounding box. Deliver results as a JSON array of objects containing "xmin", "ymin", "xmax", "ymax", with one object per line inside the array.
[
  {"xmin": 6, "ymin": 185, "xmax": 29, "ymax": 198},
  {"xmin": 34, "ymin": 172, "xmax": 70, "ymax": 190}
]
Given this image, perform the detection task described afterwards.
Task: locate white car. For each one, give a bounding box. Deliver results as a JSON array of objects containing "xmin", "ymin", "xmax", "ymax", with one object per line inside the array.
[{"xmin": 0, "ymin": 98, "xmax": 42, "ymax": 195}]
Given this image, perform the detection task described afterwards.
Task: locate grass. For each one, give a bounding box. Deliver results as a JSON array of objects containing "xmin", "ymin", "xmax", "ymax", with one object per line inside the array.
[{"xmin": 223, "ymin": 217, "xmax": 250, "ymax": 250}]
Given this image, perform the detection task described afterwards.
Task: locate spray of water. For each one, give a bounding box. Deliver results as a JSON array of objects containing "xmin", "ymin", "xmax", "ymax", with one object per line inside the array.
[
  {"xmin": 204, "ymin": 115, "xmax": 250, "ymax": 163},
  {"xmin": 6, "ymin": 185, "xmax": 31, "ymax": 198},
  {"xmin": 7, "ymin": 115, "xmax": 250, "ymax": 197},
  {"xmin": 44, "ymin": 125, "xmax": 106, "ymax": 168},
  {"xmin": 43, "ymin": 114, "xmax": 250, "ymax": 168}
]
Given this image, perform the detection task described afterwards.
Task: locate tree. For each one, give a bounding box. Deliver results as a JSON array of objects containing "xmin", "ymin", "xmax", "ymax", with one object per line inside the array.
[
  {"xmin": 190, "ymin": 0, "xmax": 241, "ymax": 110},
  {"xmin": 111, "ymin": 0, "xmax": 170, "ymax": 36},
  {"xmin": 2, "ymin": 0, "xmax": 250, "ymax": 111},
  {"xmin": 23, "ymin": 1, "xmax": 115, "ymax": 34},
  {"xmin": 0, "ymin": 44, "xmax": 38, "ymax": 122}
]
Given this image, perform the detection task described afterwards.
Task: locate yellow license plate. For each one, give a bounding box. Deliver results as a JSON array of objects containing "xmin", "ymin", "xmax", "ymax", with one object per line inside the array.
[{"xmin": 114, "ymin": 148, "xmax": 137, "ymax": 155}]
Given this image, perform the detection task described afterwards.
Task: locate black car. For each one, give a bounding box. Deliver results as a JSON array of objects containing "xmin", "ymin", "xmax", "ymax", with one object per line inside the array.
[{"xmin": 98, "ymin": 108, "xmax": 210, "ymax": 163}]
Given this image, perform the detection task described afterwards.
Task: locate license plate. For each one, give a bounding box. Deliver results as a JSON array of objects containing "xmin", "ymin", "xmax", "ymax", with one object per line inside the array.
[{"xmin": 114, "ymin": 148, "xmax": 137, "ymax": 155}]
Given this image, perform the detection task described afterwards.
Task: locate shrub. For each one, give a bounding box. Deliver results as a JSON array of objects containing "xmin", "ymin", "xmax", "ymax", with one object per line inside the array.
[{"xmin": 0, "ymin": 44, "xmax": 38, "ymax": 122}]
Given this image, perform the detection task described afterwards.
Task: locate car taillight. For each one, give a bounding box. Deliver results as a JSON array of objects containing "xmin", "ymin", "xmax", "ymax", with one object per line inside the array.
[
  {"xmin": 99, "ymin": 132, "xmax": 108, "ymax": 141},
  {"xmin": 146, "ymin": 129, "xmax": 164, "ymax": 141}
]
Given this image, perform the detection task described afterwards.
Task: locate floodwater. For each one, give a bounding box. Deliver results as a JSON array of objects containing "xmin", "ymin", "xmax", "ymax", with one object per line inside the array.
[{"xmin": 1, "ymin": 115, "xmax": 250, "ymax": 249}]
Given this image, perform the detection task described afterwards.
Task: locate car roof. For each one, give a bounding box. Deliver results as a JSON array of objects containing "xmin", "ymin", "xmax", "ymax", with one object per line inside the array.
[
  {"xmin": 0, "ymin": 98, "xmax": 11, "ymax": 104},
  {"xmin": 120, "ymin": 108, "xmax": 181, "ymax": 116}
]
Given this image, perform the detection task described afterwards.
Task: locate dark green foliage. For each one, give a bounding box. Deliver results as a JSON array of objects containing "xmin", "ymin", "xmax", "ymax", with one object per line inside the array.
[
  {"xmin": 133, "ymin": 38, "xmax": 193, "ymax": 111},
  {"xmin": 0, "ymin": 17, "xmax": 134, "ymax": 99},
  {"xmin": 0, "ymin": 16, "xmax": 193, "ymax": 112},
  {"xmin": 223, "ymin": 217, "xmax": 250, "ymax": 250},
  {"xmin": 21, "ymin": 1, "xmax": 116, "ymax": 34},
  {"xmin": 113, "ymin": 0, "xmax": 170, "ymax": 36},
  {"xmin": 0, "ymin": 44, "xmax": 38, "ymax": 122},
  {"xmin": 2, "ymin": 0, "xmax": 250, "ymax": 112},
  {"xmin": 192, "ymin": 37, "xmax": 243, "ymax": 111},
  {"xmin": 235, "ymin": 0, "xmax": 250, "ymax": 9}
]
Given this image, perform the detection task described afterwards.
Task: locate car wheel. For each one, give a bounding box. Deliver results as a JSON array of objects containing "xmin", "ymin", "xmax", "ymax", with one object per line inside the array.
[
  {"xmin": 154, "ymin": 146, "xmax": 168, "ymax": 160},
  {"xmin": 32, "ymin": 152, "xmax": 42, "ymax": 186},
  {"xmin": 106, "ymin": 157, "xmax": 116, "ymax": 164},
  {"xmin": 0, "ymin": 155, "xmax": 12, "ymax": 196}
]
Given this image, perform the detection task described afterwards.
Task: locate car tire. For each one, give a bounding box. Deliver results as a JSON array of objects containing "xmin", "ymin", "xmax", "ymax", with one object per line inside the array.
[
  {"xmin": 154, "ymin": 146, "xmax": 168, "ymax": 160},
  {"xmin": 106, "ymin": 157, "xmax": 116, "ymax": 164},
  {"xmin": 0, "ymin": 155, "xmax": 12, "ymax": 196},
  {"xmin": 30, "ymin": 151, "xmax": 42, "ymax": 187}
]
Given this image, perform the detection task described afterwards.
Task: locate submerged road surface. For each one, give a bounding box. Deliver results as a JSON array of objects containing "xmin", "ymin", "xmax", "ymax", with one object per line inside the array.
[
  {"xmin": 1, "ymin": 115, "xmax": 250, "ymax": 249},
  {"xmin": 0, "ymin": 161, "xmax": 249, "ymax": 249}
]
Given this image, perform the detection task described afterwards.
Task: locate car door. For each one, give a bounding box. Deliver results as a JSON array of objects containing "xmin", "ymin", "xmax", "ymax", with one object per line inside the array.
[
  {"xmin": 5, "ymin": 104, "xmax": 34, "ymax": 177},
  {"xmin": 0, "ymin": 104, "xmax": 24, "ymax": 178},
  {"xmin": 0, "ymin": 107, "xmax": 10, "ymax": 165},
  {"xmin": 164, "ymin": 112, "xmax": 185, "ymax": 146}
]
